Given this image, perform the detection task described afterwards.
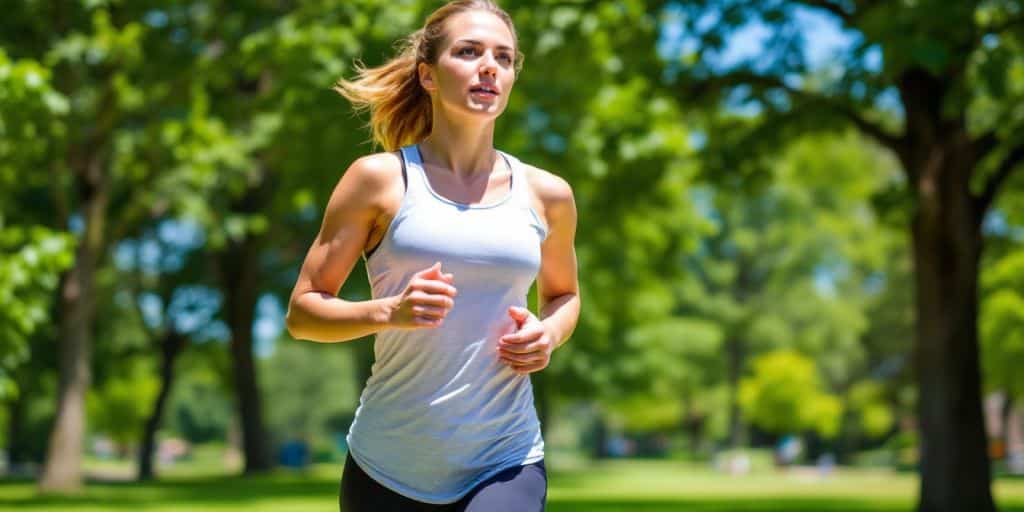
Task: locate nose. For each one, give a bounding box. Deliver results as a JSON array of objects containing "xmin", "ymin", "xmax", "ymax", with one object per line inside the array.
[{"xmin": 479, "ymin": 51, "xmax": 498, "ymax": 77}]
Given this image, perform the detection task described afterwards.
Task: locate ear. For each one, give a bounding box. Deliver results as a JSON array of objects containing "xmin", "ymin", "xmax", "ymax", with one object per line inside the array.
[{"xmin": 418, "ymin": 62, "xmax": 436, "ymax": 93}]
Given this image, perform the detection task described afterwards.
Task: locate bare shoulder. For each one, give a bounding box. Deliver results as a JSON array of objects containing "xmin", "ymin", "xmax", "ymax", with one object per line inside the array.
[
  {"xmin": 522, "ymin": 163, "xmax": 574, "ymax": 207},
  {"xmin": 326, "ymin": 151, "xmax": 402, "ymax": 211},
  {"xmin": 522, "ymin": 163, "xmax": 576, "ymax": 229},
  {"xmin": 341, "ymin": 151, "xmax": 403, "ymax": 191}
]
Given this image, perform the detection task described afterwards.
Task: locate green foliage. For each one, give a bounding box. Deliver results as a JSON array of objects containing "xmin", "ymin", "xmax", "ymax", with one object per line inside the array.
[
  {"xmin": 0, "ymin": 223, "xmax": 74, "ymax": 397},
  {"xmin": 86, "ymin": 360, "xmax": 160, "ymax": 448},
  {"xmin": 846, "ymin": 381, "xmax": 895, "ymax": 439},
  {"xmin": 259, "ymin": 338, "xmax": 358, "ymax": 445},
  {"xmin": 981, "ymin": 250, "xmax": 1024, "ymax": 398},
  {"xmin": 0, "ymin": 50, "xmax": 67, "ymax": 207},
  {"xmin": 166, "ymin": 355, "xmax": 233, "ymax": 445},
  {"xmin": 739, "ymin": 350, "xmax": 842, "ymax": 438}
]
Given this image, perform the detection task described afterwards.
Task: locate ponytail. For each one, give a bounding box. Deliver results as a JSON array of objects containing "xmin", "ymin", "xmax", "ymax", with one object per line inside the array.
[
  {"xmin": 335, "ymin": 30, "xmax": 432, "ymax": 152},
  {"xmin": 334, "ymin": 1, "xmax": 521, "ymax": 152}
]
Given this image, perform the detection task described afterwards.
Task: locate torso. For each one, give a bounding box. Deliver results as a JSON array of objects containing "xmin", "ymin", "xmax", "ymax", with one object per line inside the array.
[{"xmin": 363, "ymin": 149, "xmax": 550, "ymax": 254}]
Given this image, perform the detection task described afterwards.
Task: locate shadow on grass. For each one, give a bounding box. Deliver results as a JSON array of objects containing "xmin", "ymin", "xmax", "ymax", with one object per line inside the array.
[
  {"xmin": 549, "ymin": 500, "xmax": 1024, "ymax": 512},
  {"xmin": 4, "ymin": 474, "xmax": 1024, "ymax": 512},
  {"xmin": 0, "ymin": 473, "xmax": 339, "ymax": 508},
  {"xmin": 550, "ymin": 499, "xmax": 892, "ymax": 512}
]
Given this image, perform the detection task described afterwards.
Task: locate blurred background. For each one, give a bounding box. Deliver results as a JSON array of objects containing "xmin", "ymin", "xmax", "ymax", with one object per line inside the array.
[{"xmin": 2, "ymin": 0, "xmax": 1023, "ymax": 511}]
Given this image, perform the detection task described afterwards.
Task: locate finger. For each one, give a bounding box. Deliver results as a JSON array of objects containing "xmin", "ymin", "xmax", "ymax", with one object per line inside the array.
[
  {"xmin": 500, "ymin": 327, "xmax": 544, "ymax": 345},
  {"xmin": 411, "ymin": 305, "xmax": 448, "ymax": 320},
  {"xmin": 411, "ymin": 316, "xmax": 442, "ymax": 328},
  {"xmin": 502, "ymin": 359, "xmax": 546, "ymax": 374},
  {"xmin": 441, "ymin": 272, "xmax": 455, "ymax": 284},
  {"xmin": 414, "ymin": 279, "xmax": 458, "ymax": 297},
  {"xmin": 507, "ymin": 306, "xmax": 531, "ymax": 325},
  {"xmin": 409, "ymin": 291, "xmax": 454, "ymax": 309},
  {"xmin": 415, "ymin": 261, "xmax": 443, "ymax": 280},
  {"xmin": 498, "ymin": 350, "xmax": 546, "ymax": 364},
  {"xmin": 499, "ymin": 339, "xmax": 548, "ymax": 354}
]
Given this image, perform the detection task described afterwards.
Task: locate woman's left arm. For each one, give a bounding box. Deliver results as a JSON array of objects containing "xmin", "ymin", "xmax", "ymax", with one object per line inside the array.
[
  {"xmin": 535, "ymin": 173, "xmax": 580, "ymax": 348},
  {"xmin": 499, "ymin": 168, "xmax": 580, "ymax": 374}
]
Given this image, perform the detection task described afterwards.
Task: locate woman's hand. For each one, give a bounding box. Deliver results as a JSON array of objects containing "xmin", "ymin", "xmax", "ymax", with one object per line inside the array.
[
  {"xmin": 498, "ymin": 306, "xmax": 554, "ymax": 375},
  {"xmin": 388, "ymin": 262, "xmax": 457, "ymax": 328}
]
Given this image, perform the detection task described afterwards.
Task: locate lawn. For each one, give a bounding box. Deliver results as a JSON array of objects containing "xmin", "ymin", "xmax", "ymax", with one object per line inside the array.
[{"xmin": 3, "ymin": 458, "xmax": 1024, "ymax": 511}]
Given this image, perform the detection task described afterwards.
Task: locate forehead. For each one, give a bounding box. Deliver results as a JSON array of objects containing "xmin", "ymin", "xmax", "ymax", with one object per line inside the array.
[{"xmin": 443, "ymin": 10, "xmax": 515, "ymax": 49}]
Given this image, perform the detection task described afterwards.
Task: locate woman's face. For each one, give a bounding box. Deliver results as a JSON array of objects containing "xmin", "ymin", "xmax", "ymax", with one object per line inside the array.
[{"xmin": 422, "ymin": 10, "xmax": 517, "ymax": 120}]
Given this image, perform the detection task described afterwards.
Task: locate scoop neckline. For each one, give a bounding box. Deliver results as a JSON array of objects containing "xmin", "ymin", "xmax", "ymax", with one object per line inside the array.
[{"xmin": 413, "ymin": 144, "xmax": 516, "ymax": 210}]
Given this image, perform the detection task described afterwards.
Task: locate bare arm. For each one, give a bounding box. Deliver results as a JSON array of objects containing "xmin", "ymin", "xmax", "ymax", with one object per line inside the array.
[
  {"xmin": 285, "ymin": 153, "xmax": 457, "ymax": 343},
  {"xmin": 534, "ymin": 171, "xmax": 580, "ymax": 349},
  {"xmin": 498, "ymin": 167, "xmax": 580, "ymax": 374}
]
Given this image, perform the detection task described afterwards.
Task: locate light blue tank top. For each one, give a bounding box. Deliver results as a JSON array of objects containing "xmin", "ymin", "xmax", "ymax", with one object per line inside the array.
[{"xmin": 346, "ymin": 144, "xmax": 548, "ymax": 504}]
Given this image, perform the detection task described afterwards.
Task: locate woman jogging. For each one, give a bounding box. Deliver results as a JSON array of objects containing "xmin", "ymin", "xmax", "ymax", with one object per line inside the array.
[{"xmin": 285, "ymin": 1, "xmax": 580, "ymax": 510}]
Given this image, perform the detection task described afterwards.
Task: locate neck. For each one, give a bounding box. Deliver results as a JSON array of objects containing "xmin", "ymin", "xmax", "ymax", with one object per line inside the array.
[{"xmin": 419, "ymin": 107, "xmax": 498, "ymax": 178}]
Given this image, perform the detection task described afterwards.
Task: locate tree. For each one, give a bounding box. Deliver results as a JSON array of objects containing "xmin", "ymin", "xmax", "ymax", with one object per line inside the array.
[
  {"xmin": 1, "ymin": 1, "xmax": 250, "ymax": 489},
  {"xmin": 661, "ymin": 2, "xmax": 1024, "ymax": 509},
  {"xmin": 0, "ymin": 49, "xmax": 74, "ymax": 400},
  {"xmin": 739, "ymin": 350, "xmax": 842, "ymax": 438}
]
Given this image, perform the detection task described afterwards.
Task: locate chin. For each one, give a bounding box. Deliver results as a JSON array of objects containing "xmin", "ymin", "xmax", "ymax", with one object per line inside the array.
[{"xmin": 463, "ymin": 103, "xmax": 505, "ymax": 118}]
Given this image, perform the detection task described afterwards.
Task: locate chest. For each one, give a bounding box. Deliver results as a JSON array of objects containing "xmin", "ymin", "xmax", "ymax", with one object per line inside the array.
[{"xmin": 382, "ymin": 201, "xmax": 546, "ymax": 288}]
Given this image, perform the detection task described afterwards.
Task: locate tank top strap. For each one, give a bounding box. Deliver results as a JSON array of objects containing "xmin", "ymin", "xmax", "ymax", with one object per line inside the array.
[
  {"xmin": 399, "ymin": 144, "xmax": 430, "ymax": 202},
  {"xmin": 498, "ymin": 150, "xmax": 530, "ymax": 209}
]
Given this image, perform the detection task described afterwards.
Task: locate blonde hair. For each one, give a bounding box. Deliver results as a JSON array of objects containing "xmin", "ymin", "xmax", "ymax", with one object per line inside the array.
[{"xmin": 335, "ymin": 0, "xmax": 523, "ymax": 151}]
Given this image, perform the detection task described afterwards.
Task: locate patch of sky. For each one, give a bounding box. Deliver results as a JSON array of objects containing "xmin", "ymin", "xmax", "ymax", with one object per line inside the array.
[
  {"xmin": 984, "ymin": 209, "xmax": 1024, "ymax": 241},
  {"xmin": 656, "ymin": 3, "xmax": 906, "ymax": 117},
  {"xmin": 688, "ymin": 130, "xmax": 708, "ymax": 150},
  {"xmin": 68, "ymin": 213, "xmax": 84, "ymax": 235},
  {"xmin": 874, "ymin": 86, "xmax": 904, "ymax": 118},
  {"xmin": 138, "ymin": 292, "xmax": 164, "ymax": 330},
  {"xmin": 144, "ymin": 10, "xmax": 169, "ymax": 28},
  {"xmin": 254, "ymin": 293, "xmax": 285, "ymax": 358},
  {"xmin": 863, "ymin": 271, "xmax": 886, "ymax": 295},
  {"xmin": 813, "ymin": 264, "xmax": 838, "ymax": 297},
  {"xmin": 159, "ymin": 218, "xmax": 205, "ymax": 249},
  {"xmin": 195, "ymin": 321, "xmax": 230, "ymax": 344},
  {"xmin": 689, "ymin": 185, "xmax": 719, "ymax": 231},
  {"xmin": 541, "ymin": 133, "xmax": 567, "ymax": 154},
  {"xmin": 168, "ymin": 285, "xmax": 222, "ymax": 334}
]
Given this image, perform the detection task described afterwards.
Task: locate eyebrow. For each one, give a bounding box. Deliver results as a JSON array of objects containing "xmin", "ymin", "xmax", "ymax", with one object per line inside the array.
[{"xmin": 454, "ymin": 39, "xmax": 514, "ymax": 52}]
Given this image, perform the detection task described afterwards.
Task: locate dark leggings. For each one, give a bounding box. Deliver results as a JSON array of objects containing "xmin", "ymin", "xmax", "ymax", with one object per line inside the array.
[{"xmin": 340, "ymin": 453, "xmax": 547, "ymax": 512}]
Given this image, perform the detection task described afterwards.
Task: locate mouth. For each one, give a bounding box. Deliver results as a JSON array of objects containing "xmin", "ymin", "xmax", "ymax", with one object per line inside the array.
[{"xmin": 469, "ymin": 84, "xmax": 500, "ymax": 98}]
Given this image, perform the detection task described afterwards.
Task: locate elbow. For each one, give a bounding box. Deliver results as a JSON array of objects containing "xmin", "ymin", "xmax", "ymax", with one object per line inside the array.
[{"xmin": 284, "ymin": 305, "xmax": 311, "ymax": 342}]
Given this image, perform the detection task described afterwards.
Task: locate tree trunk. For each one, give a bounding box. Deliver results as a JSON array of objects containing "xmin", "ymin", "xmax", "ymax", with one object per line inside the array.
[
  {"xmin": 6, "ymin": 390, "xmax": 30, "ymax": 470},
  {"xmin": 137, "ymin": 331, "xmax": 186, "ymax": 481},
  {"xmin": 726, "ymin": 338, "xmax": 745, "ymax": 449},
  {"xmin": 911, "ymin": 148, "xmax": 994, "ymax": 512},
  {"xmin": 38, "ymin": 164, "xmax": 106, "ymax": 492},
  {"xmin": 221, "ymin": 236, "xmax": 272, "ymax": 473}
]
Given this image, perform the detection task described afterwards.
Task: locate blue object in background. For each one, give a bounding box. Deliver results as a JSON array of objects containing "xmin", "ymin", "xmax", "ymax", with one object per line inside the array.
[{"xmin": 279, "ymin": 440, "xmax": 309, "ymax": 468}]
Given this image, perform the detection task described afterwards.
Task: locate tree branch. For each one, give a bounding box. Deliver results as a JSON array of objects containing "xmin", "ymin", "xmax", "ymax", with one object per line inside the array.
[
  {"xmin": 977, "ymin": 142, "xmax": 1024, "ymax": 213},
  {"xmin": 973, "ymin": 132, "xmax": 998, "ymax": 160},
  {"xmin": 978, "ymin": 13, "xmax": 1024, "ymax": 42},
  {"xmin": 794, "ymin": 0, "xmax": 854, "ymax": 25},
  {"xmin": 677, "ymin": 70, "xmax": 905, "ymax": 153}
]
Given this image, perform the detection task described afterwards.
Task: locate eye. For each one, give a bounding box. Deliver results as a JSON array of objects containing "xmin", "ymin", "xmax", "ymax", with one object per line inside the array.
[
  {"xmin": 458, "ymin": 47, "xmax": 477, "ymax": 57},
  {"xmin": 498, "ymin": 53, "xmax": 513, "ymax": 64}
]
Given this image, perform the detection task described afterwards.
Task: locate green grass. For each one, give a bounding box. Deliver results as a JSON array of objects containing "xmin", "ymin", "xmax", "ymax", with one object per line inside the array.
[{"xmin": 3, "ymin": 459, "xmax": 1024, "ymax": 511}]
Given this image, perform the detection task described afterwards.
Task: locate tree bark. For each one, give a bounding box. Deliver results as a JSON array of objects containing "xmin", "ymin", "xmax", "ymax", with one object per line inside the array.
[
  {"xmin": 6, "ymin": 389, "xmax": 30, "ymax": 470},
  {"xmin": 38, "ymin": 158, "xmax": 107, "ymax": 492},
  {"xmin": 220, "ymin": 235, "xmax": 272, "ymax": 473},
  {"xmin": 726, "ymin": 337, "xmax": 745, "ymax": 449},
  {"xmin": 910, "ymin": 140, "xmax": 994, "ymax": 512},
  {"xmin": 137, "ymin": 331, "xmax": 186, "ymax": 481}
]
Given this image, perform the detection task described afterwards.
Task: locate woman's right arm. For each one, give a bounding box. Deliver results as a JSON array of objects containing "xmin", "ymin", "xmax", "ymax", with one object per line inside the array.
[
  {"xmin": 285, "ymin": 154, "xmax": 458, "ymax": 343},
  {"xmin": 285, "ymin": 153, "xmax": 397, "ymax": 342}
]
